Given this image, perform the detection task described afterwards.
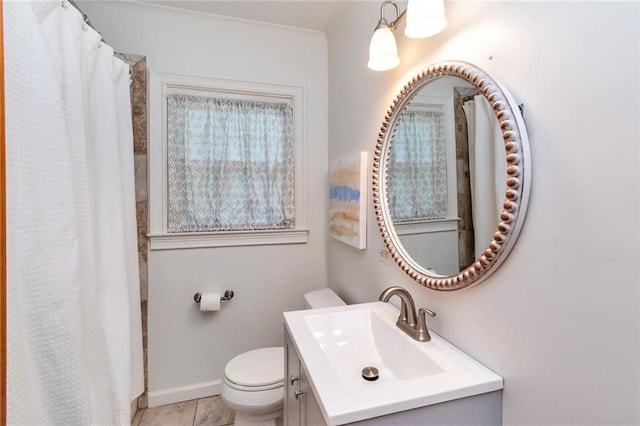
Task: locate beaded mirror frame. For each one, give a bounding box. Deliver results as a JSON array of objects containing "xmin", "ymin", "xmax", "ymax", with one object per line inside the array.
[{"xmin": 372, "ymin": 61, "xmax": 531, "ymax": 291}]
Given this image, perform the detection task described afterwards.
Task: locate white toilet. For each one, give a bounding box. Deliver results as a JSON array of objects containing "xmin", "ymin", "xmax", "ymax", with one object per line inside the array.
[{"xmin": 221, "ymin": 289, "xmax": 345, "ymax": 426}]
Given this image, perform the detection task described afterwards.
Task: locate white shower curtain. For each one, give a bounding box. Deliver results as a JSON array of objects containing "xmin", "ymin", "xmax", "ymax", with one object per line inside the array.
[
  {"xmin": 5, "ymin": 1, "xmax": 144, "ymax": 424},
  {"xmin": 463, "ymin": 95, "xmax": 507, "ymax": 258}
]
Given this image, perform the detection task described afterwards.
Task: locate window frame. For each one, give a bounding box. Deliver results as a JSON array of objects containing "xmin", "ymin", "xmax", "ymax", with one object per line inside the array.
[
  {"xmin": 392, "ymin": 95, "xmax": 459, "ymax": 237},
  {"xmin": 148, "ymin": 71, "xmax": 308, "ymax": 250}
]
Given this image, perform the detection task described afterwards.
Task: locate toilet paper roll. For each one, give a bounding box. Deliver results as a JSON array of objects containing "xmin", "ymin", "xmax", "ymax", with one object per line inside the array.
[{"xmin": 199, "ymin": 293, "xmax": 221, "ymax": 312}]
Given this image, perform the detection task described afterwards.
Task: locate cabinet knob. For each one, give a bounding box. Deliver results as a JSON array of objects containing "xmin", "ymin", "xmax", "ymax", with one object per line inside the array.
[
  {"xmin": 294, "ymin": 390, "xmax": 304, "ymax": 400},
  {"xmin": 290, "ymin": 375, "xmax": 299, "ymax": 385}
]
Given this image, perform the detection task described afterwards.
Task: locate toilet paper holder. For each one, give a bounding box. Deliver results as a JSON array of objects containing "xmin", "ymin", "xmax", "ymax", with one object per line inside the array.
[{"xmin": 194, "ymin": 290, "xmax": 234, "ymax": 304}]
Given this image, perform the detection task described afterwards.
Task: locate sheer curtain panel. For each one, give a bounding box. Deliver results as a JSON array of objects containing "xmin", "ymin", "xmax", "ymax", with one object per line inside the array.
[
  {"xmin": 167, "ymin": 94, "xmax": 295, "ymax": 232},
  {"xmin": 388, "ymin": 110, "xmax": 448, "ymax": 222}
]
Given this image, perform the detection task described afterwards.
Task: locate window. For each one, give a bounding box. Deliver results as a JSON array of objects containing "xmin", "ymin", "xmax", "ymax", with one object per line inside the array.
[
  {"xmin": 388, "ymin": 96, "xmax": 459, "ymax": 237},
  {"xmin": 388, "ymin": 108, "xmax": 448, "ymax": 222},
  {"xmin": 149, "ymin": 72, "xmax": 307, "ymax": 249},
  {"xmin": 166, "ymin": 94, "xmax": 295, "ymax": 233}
]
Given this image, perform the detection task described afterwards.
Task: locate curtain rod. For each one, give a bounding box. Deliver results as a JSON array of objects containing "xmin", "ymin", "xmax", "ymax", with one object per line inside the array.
[
  {"xmin": 63, "ymin": 0, "xmax": 133, "ymax": 78},
  {"xmin": 66, "ymin": 0, "xmax": 106, "ymax": 43}
]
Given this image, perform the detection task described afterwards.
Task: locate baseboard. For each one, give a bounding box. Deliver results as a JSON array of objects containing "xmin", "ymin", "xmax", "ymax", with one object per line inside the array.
[{"xmin": 147, "ymin": 379, "xmax": 222, "ymax": 408}]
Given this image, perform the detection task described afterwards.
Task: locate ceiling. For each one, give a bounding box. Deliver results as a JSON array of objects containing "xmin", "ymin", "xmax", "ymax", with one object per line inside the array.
[{"xmin": 133, "ymin": 0, "xmax": 354, "ymax": 32}]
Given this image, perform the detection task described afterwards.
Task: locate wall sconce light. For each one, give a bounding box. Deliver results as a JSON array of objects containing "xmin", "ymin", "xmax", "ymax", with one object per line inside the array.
[{"xmin": 368, "ymin": 0, "xmax": 447, "ymax": 71}]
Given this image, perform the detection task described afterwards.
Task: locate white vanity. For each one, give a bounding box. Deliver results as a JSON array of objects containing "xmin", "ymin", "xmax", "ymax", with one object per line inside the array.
[{"xmin": 283, "ymin": 302, "xmax": 503, "ymax": 425}]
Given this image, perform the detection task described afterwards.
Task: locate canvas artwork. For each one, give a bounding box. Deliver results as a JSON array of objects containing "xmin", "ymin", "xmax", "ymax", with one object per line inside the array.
[{"xmin": 329, "ymin": 152, "xmax": 368, "ymax": 249}]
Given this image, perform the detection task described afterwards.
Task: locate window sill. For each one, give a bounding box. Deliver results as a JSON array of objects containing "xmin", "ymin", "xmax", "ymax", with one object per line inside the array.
[
  {"xmin": 148, "ymin": 229, "xmax": 309, "ymax": 250},
  {"xmin": 394, "ymin": 218, "xmax": 459, "ymax": 236}
]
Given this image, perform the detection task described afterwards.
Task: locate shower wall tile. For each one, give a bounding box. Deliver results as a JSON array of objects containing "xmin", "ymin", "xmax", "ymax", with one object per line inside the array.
[
  {"xmin": 131, "ymin": 407, "xmax": 144, "ymax": 426},
  {"xmin": 454, "ymin": 87, "xmax": 476, "ymax": 270},
  {"xmin": 139, "ymin": 300, "xmax": 148, "ymax": 409},
  {"xmin": 136, "ymin": 201, "xmax": 148, "ymax": 253},
  {"xmin": 135, "ymin": 155, "xmax": 147, "ymax": 202},
  {"xmin": 131, "ymin": 59, "xmax": 148, "ymax": 155},
  {"xmin": 120, "ymin": 53, "xmax": 150, "ymax": 410},
  {"xmin": 138, "ymin": 251, "xmax": 148, "ymax": 302}
]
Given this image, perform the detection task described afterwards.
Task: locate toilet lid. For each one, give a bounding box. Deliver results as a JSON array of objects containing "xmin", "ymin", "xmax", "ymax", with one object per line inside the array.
[{"xmin": 225, "ymin": 347, "xmax": 284, "ymax": 388}]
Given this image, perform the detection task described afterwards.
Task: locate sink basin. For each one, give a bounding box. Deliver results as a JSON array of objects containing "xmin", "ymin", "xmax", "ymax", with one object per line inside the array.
[
  {"xmin": 284, "ymin": 302, "xmax": 503, "ymax": 425},
  {"xmin": 305, "ymin": 307, "xmax": 444, "ymax": 386}
]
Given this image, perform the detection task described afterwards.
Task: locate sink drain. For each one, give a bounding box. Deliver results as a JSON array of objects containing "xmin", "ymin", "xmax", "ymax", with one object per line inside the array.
[{"xmin": 361, "ymin": 366, "xmax": 379, "ymax": 381}]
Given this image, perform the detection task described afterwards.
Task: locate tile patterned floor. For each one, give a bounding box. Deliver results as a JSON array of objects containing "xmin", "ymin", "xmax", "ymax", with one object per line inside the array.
[{"xmin": 132, "ymin": 396, "xmax": 236, "ymax": 426}]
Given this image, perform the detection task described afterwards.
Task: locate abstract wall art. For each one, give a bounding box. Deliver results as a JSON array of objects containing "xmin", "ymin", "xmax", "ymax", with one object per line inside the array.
[{"xmin": 329, "ymin": 152, "xmax": 368, "ymax": 249}]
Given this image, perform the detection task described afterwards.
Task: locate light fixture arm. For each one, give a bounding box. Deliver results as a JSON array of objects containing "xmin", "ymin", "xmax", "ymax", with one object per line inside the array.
[
  {"xmin": 378, "ymin": 0, "xmax": 407, "ymax": 31},
  {"xmin": 369, "ymin": 0, "xmax": 447, "ymax": 71}
]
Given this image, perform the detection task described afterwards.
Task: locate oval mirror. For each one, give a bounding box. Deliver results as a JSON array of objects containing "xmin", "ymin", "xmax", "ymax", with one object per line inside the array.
[{"xmin": 373, "ymin": 61, "xmax": 531, "ymax": 290}]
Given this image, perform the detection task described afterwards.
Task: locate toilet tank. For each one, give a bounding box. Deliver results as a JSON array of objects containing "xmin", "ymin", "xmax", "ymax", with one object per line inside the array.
[{"xmin": 304, "ymin": 288, "xmax": 346, "ymax": 309}]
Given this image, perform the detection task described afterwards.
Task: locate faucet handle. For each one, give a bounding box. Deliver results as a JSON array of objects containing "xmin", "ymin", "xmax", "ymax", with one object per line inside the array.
[
  {"xmin": 415, "ymin": 308, "xmax": 436, "ymax": 342},
  {"xmin": 420, "ymin": 308, "xmax": 436, "ymax": 318}
]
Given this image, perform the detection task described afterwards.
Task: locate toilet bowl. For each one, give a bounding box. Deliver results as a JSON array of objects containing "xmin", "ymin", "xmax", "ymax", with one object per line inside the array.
[{"xmin": 221, "ymin": 289, "xmax": 345, "ymax": 426}]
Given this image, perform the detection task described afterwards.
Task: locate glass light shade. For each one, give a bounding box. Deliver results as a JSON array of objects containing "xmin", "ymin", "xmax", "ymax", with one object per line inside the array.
[
  {"xmin": 404, "ymin": 0, "xmax": 447, "ymax": 38},
  {"xmin": 368, "ymin": 25, "xmax": 400, "ymax": 71}
]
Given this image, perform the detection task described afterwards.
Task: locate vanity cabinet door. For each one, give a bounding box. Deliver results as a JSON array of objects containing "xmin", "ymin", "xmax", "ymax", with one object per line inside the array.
[
  {"xmin": 285, "ymin": 331, "xmax": 301, "ymax": 426},
  {"xmin": 299, "ymin": 369, "xmax": 324, "ymax": 426},
  {"xmin": 285, "ymin": 329, "xmax": 327, "ymax": 426}
]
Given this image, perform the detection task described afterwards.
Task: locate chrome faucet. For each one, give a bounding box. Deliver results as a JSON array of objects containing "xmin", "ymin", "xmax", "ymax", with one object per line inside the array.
[{"xmin": 379, "ymin": 286, "xmax": 436, "ymax": 342}]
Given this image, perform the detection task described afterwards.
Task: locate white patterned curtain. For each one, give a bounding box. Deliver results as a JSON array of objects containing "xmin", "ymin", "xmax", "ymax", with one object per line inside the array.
[
  {"xmin": 388, "ymin": 110, "xmax": 448, "ymax": 222},
  {"xmin": 167, "ymin": 94, "xmax": 295, "ymax": 232}
]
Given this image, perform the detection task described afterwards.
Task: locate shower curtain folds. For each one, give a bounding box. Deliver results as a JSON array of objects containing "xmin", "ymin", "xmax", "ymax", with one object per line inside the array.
[
  {"xmin": 463, "ymin": 95, "xmax": 507, "ymax": 258},
  {"xmin": 5, "ymin": 1, "xmax": 143, "ymax": 424}
]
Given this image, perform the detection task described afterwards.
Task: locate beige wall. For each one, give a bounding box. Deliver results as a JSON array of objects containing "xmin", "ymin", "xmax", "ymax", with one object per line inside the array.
[{"xmin": 326, "ymin": 1, "xmax": 639, "ymax": 424}]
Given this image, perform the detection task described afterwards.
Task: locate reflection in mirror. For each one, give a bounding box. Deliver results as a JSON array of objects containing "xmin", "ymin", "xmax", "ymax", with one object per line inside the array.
[
  {"xmin": 373, "ymin": 61, "xmax": 530, "ymax": 291},
  {"xmin": 387, "ymin": 77, "xmax": 507, "ymax": 276}
]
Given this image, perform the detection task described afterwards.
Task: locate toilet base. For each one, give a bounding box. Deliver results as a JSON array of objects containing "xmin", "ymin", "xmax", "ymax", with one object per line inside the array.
[
  {"xmin": 233, "ymin": 411, "xmax": 283, "ymax": 426},
  {"xmin": 222, "ymin": 381, "xmax": 283, "ymax": 426}
]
